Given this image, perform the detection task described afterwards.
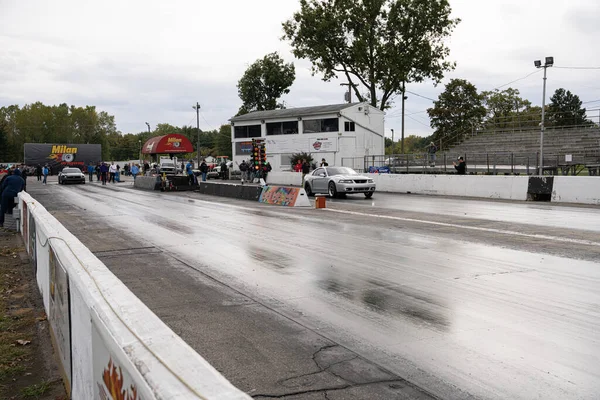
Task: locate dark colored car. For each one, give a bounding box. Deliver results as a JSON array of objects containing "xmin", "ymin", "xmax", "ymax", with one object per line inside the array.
[{"xmin": 58, "ymin": 167, "xmax": 85, "ymax": 185}]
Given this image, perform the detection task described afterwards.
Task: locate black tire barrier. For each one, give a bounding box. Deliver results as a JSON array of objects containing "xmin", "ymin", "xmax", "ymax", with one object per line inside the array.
[
  {"xmin": 527, "ymin": 176, "xmax": 554, "ymax": 201},
  {"xmin": 196, "ymin": 182, "xmax": 263, "ymax": 201}
]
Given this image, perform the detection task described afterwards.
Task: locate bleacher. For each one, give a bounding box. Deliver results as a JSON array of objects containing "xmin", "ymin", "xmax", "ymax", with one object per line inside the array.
[
  {"xmin": 448, "ymin": 126, "xmax": 600, "ymax": 156},
  {"xmin": 444, "ymin": 126, "xmax": 600, "ymax": 175}
]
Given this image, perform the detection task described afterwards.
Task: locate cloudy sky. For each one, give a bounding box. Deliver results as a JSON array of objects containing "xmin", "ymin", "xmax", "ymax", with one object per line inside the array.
[{"xmin": 1, "ymin": 0, "xmax": 599, "ymax": 138}]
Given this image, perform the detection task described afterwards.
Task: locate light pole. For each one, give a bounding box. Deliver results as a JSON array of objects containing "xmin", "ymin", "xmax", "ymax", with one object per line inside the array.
[
  {"xmin": 138, "ymin": 140, "xmax": 142, "ymax": 164},
  {"xmin": 534, "ymin": 56, "xmax": 553, "ymax": 175},
  {"xmin": 401, "ymin": 82, "xmax": 408, "ymax": 154},
  {"xmin": 390, "ymin": 129, "xmax": 394, "ymax": 154},
  {"xmin": 145, "ymin": 122, "xmax": 150, "ymax": 134},
  {"xmin": 193, "ymin": 103, "xmax": 200, "ymax": 166}
]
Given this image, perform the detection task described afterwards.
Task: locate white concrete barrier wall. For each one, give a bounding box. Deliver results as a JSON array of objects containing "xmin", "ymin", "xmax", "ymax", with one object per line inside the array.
[
  {"xmin": 18, "ymin": 192, "xmax": 250, "ymax": 400},
  {"xmin": 367, "ymin": 174, "xmax": 530, "ymax": 201},
  {"xmin": 266, "ymin": 171, "xmax": 302, "ymax": 186},
  {"xmin": 552, "ymin": 177, "xmax": 600, "ymax": 205}
]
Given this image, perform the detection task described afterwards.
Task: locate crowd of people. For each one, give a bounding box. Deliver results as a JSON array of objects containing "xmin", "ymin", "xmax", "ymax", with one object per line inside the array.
[{"xmin": 0, "ymin": 165, "xmax": 27, "ymax": 228}]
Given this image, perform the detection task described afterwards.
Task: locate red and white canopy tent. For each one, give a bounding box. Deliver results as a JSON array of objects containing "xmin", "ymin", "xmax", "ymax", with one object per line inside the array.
[{"xmin": 141, "ymin": 134, "xmax": 194, "ymax": 156}]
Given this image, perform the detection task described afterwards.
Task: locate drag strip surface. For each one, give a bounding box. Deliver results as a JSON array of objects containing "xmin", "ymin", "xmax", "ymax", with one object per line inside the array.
[{"xmin": 29, "ymin": 180, "xmax": 600, "ymax": 399}]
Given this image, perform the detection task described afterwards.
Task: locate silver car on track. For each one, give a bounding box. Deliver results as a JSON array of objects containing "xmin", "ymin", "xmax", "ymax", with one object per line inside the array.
[
  {"xmin": 58, "ymin": 167, "xmax": 85, "ymax": 185},
  {"xmin": 304, "ymin": 167, "xmax": 376, "ymax": 198}
]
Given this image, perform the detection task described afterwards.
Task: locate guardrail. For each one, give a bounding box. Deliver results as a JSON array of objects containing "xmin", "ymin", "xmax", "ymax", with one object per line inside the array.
[
  {"xmin": 359, "ymin": 151, "xmax": 600, "ymax": 176},
  {"xmin": 17, "ymin": 192, "xmax": 250, "ymax": 400}
]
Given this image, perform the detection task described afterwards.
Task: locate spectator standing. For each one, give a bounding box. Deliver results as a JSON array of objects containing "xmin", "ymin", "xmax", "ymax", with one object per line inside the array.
[
  {"xmin": 123, "ymin": 163, "xmax": 129, "ymax": 176},
  {"xmin": 87, "ymin": 163, "xmax": 95, "ymax": 182},
  {"xmin": 143, "ymin": 161, "xmax": 150, "ymax": 176},
  {"xmin": 200, "ymin": 160, "xmax": 208, "ymax": 182},
  {"xmin": 186, "ymin": 160, "xmax": 194, "ymax": 185},
  {"xmin": 262, "ymin": 161, "xmax": 272, "ymax": 183},
  {"xmin": 36, "ymin": 164, "xmax": 42, "ymax": 181},
  {"xmin": 427, "ymin": 142, "xmax": 438, "ymax": 167},
  {"xmin": 294, "ymin": 160, "xmax": 303, "ymax": 172},
  {"xmin": 131, "ymin": 164, "xmax": 140, "ymax": 181},
  {"xmin": 453, "ymin": 156, "xmax": 466, "ymax": 175},
  {"xmin": 100, "ymin": 162, "xmax": 109, "ymax": 185},
  {"xmin": 20, "ymin": 165, "xmax": 28, "ymax": 191},
  {"xmin": 42, "ymin": 165, "xmax": 49, "ymax": 185},
  {"xmin": 239, "ymin": 160, "xmax": 249, "ymax": 183},
  {"xmin": 220, "ymin": 161, "xmax": 228, "ymax": 180},
  {"xmin": 320, "ymin": 158, "xmax": 329, "ymax": 167},
  {"xmin": 302, "ymin": 159, "xmax": 311, "ymax": 184},
  {"xmin": 0, "ymin": 169, "xmax": 25, "ymax": 227},
  {"xmin": 109, "ymin": 162, "xmax": 117, "ymax": 183}
]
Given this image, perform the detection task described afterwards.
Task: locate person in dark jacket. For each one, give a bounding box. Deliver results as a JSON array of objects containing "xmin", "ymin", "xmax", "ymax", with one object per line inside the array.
[
  {"xmin": 19, "ymin": 166, "xmax": 28, "ymax": 191},
  {"xmin": 199, "ymin": 161, "xmax": 208, "ymax": 182},
  {"xmin": 0, "ymin": 169, "xmax": 25, "ymax": 227},
  {"xmin": 453, "ymin": 156, "xmax": 466, "ymax": 175},
  {"xmin": 36, "ymin": 164, "xmax": 42, "ymax": 181},
  {"xmin": 100, "ymin": 162, "xmax": 109, "ymax": 185},
  {"xmin": 262, "ymin": 161, "xmax": 272, "ymax": 183},
  {"xmin": 220, "ymin": 161, "xmax": 228, "ymax": 180},
  {"xmin": 302, "ymin": 159, "xmax": 310, "ymax": 184}
]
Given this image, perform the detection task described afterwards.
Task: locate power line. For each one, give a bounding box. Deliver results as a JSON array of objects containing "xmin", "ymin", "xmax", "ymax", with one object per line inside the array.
[
  {"xmin": 493, "ymin": 69, "xmax": 542, "ymax": 90},
  {"xmin": 405, "ymin": 90, "xmax": 436, "ymax": 102},
  {"xmin": 554, "ymin": 66, "xmax": 600, "ymax": 70},
  {"xmin": 406, "ymin": 115, "xmax": 431, "ymax": 128}
]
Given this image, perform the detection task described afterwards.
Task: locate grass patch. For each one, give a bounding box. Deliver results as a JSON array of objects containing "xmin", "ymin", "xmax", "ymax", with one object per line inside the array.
[{"xmin": 20, "ymin": 380, "xmax": 51, "ymax": 398}]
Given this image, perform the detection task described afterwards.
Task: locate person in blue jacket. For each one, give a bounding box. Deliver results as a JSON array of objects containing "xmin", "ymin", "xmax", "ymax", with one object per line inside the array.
[
  {"xmin": 131, "ymin": 164, "xmax": 139, "ymax": 180},
  {"xmin": 87, "ymin": 163, "xmax": 95, "ymax": 182},
  {"xmin": 0, "ymin": 169, "xmax": 25, "ymax": 227},
  {"xmin": 42, "ymin": 165, "xmax": 49, "ymax": 185}
]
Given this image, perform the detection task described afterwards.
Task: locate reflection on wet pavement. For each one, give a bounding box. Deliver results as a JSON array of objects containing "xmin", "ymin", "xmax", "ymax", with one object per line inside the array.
[{"xmin": 41, "ymin": 184, "xmax": 600, "ymax": 400}]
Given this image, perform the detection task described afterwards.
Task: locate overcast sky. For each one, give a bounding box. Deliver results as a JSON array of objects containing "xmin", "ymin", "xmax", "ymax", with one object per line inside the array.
[{"xmin": 1, "ymin": 0, "xmax": 599, "ymax": 138}]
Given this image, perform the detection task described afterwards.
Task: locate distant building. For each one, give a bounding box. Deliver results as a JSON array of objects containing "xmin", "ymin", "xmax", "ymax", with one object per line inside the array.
[{"xmin": 229, "ymin": 103, "xmax": 384, "ymax": 170}]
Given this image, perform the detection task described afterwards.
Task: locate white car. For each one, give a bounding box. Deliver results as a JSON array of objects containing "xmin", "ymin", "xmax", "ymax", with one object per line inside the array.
[{"xmin": 304, "ymin": 167, "xmax": 376, "ymax": 198}]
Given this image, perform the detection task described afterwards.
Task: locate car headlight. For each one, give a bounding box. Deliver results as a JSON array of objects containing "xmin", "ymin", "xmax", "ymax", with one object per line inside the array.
[
  {"xmin": 338, "ymin": 179, "xmax": 353, "ymax": 183},
  {"xmin": 367, "ymin": 179, "xmax": 374, "ymax": 183}
]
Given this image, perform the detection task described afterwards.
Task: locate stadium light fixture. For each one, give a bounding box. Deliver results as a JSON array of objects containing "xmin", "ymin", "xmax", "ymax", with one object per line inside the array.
[{"xmin": 534, "ymin": 56, "xmax": 554, "ymax": 175}]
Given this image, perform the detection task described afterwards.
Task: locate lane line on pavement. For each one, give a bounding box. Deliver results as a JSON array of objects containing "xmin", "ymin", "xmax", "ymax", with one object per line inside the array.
[{"xmin": 324, "ymin": 208, "xmax": 600, "ymax": 247}]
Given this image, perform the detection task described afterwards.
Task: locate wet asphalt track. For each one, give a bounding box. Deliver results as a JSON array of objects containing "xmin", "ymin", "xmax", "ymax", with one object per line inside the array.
[{"xmin": 28, "ymin": 179, "xmax": 600, "ymax": 399}]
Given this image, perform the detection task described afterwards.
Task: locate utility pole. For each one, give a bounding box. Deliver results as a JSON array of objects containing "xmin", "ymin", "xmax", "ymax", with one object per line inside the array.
[
  {"xmin": 401, "ymin": 82, "xmax": 407, "ymax": 154},
  {"xmin": 391, "ymin": 129, "xmax": 394, "ymax": 154},
  {"xmin": 193, "ymin": 103, "xmax": 200, "ymax": 167}
]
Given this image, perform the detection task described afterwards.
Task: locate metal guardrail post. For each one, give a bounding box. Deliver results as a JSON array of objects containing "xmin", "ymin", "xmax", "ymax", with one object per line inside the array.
[
  {"xmin": 526, "ymin": 156, "xmax": 530, "ymax": 175},
  {"xmin": 406, "ymin": 154, "xmax": 409, "ymax": 173},
  {"xmin": 487, "ymin": 153, "xmax": 490, "ymax": 174},
  {"xmin": 511, "ymin": 153, "xmax": 514, "ymax": 174},
  {"xmin": 443, "ymin": 153, "xmax": 447, "ymax": 172},
  {"xmin": 493, "ymin": 154, "xmax": 496, "ymax": 175}
]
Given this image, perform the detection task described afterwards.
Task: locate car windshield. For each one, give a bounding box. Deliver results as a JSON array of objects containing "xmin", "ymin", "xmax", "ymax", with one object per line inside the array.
[
  {"xmin": 327, "ymin": 167, "xmax": 358, "ymax": 176},
  {"xmin": 63, "ymin": 168, "xmax": 80, "ymax": 173}
]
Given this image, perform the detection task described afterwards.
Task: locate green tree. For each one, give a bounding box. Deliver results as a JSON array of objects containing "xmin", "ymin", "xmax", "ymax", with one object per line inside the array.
[
  {"xmin": 237, "ymin": 52, "xmax": 296, "ymax": 115},
  {"xmin": 427, "ymin": 79, "xmax": 486, "ymax": 145},
  {"xmin": 215, "ymin": 125, "xmax": 232, "ymax": 158},
  {"xmin": 282, "ymin": 0, "xmax": 459, "ymax": 110},
  {"xmin": 548, "ymin": 88, "xmax": 590, "ymax": 127},
  {"xmin": 481, "ymin": 88, "xmax": 531, "ymax": 130}
]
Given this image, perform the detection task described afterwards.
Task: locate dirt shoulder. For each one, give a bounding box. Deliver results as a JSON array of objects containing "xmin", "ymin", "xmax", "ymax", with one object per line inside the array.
[{"xmin": 0, "ymin": 229, "xmax": 66, "ymax": 400}]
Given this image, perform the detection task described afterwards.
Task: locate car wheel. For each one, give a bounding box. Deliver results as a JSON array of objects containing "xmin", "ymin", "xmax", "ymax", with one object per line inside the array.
[
  {"xmin": 365, "ymin": 191, "xmax": 374, "ymax": 199},
  {"xmin": 328, "ymin": 181, "xmax": 338, "ymax": 198},
  {"xmin": 304, "ymin": 182, "xmax": 313, "ymax": 196}
]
